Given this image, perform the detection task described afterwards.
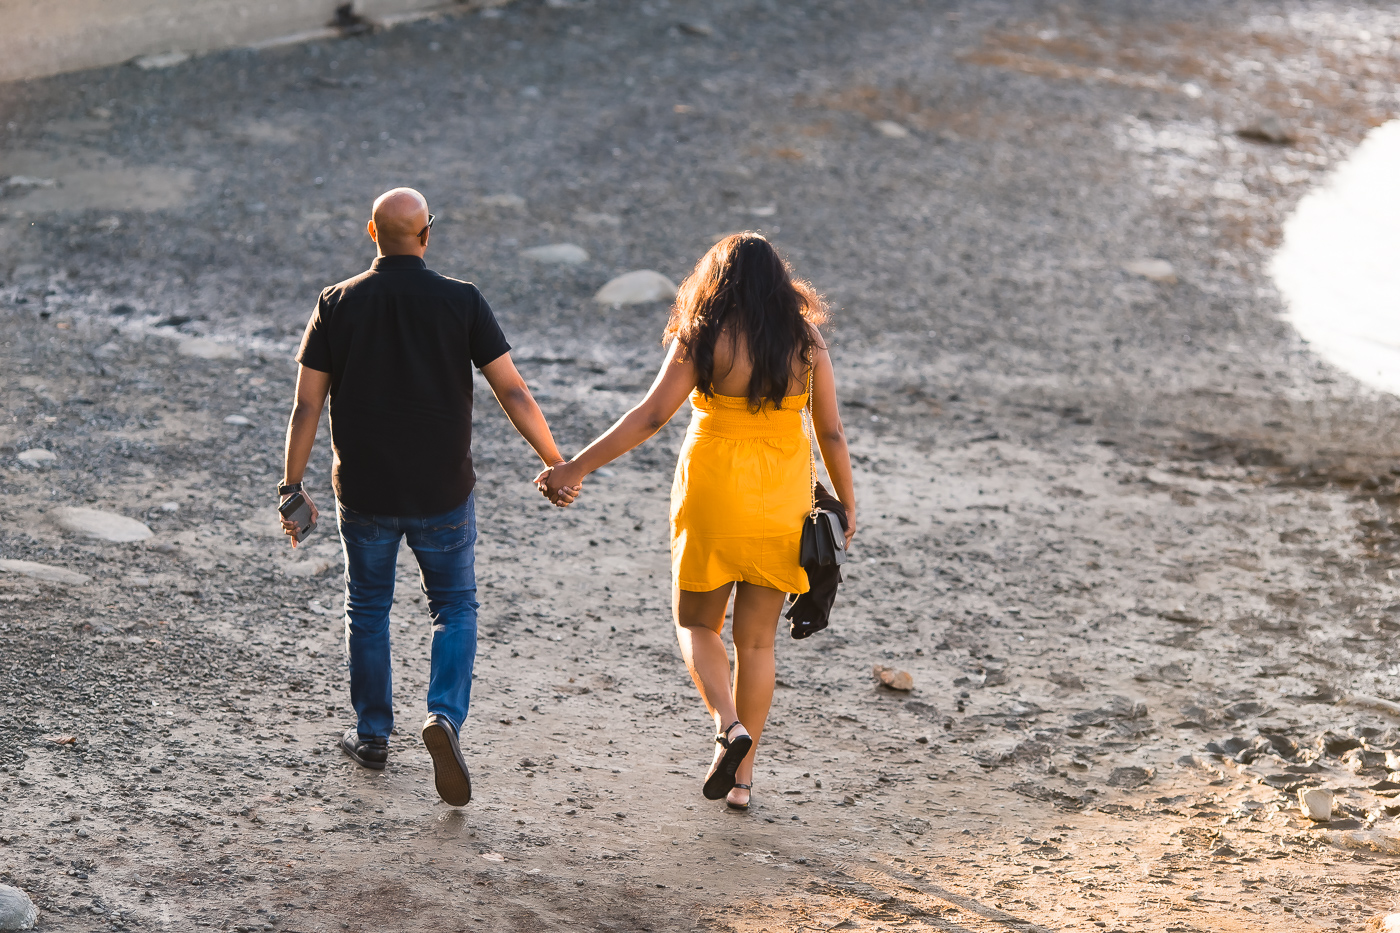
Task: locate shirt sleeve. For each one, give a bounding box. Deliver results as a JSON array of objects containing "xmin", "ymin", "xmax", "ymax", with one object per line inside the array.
[
  {"xmin": 468, "ymin": 290, "xmax": 512, "ymax": 370},
  {"xmin": 295, "ymin": 288, "xmax": 333, "ymax": 373}
]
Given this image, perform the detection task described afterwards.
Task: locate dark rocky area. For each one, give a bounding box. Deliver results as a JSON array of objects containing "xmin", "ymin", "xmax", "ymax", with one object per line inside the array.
[{"xmin": 3, "ymin": 1, "xmax": 1400, "ymax": 930}]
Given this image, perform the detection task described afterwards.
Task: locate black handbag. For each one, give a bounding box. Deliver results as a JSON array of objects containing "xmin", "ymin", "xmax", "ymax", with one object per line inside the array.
[
  {"xmin": 798, "ymin": 364, "xmax": 846, "ymax": 569},
  {"xmin": 788, "ymin": 483, "xmax": 846, "ymax": 639},
  {"xmin": 800, "ymin": 508, "xmax": 846, "ymax": 567}
]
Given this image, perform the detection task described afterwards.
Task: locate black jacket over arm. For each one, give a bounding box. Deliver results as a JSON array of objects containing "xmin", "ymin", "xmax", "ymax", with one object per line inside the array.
[{"xmin": 786, "ymin": 483, "xmax": 849, "ymax": 639}]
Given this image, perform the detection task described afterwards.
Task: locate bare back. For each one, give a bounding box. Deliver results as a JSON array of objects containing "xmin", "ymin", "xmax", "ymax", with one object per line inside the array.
[{"xmin": 709, "ymin": 326, "xmax": 813, "ymax": 399}]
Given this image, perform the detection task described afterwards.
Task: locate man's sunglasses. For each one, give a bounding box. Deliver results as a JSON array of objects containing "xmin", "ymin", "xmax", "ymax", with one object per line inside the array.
[{"xmin": 418, "ymin": 213, "xmax": 435, "ymax": 239}]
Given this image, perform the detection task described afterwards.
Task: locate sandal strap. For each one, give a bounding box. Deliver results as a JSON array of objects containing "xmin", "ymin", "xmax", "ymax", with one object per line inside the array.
[
  {"xmin": 731, "ymin": 783, "xmax": 752, "ymax": 790},
  {"xmin": 714, "ymin": 720, "xmax": 744, "ymax": 747}
]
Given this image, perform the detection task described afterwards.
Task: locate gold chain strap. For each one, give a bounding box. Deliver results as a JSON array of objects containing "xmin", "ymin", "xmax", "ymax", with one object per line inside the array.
[{"xmin": 804, "ymin": 353, "xmax": 819, "ymax": 518}]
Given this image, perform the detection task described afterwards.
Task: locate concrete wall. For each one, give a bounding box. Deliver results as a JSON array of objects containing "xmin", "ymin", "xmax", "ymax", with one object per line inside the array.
[{"xmin": 0, "ymin": 0, "xmax": 500, "ymax": 84}]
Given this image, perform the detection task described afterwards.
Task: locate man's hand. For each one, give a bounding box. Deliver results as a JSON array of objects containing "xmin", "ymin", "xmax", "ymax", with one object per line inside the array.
[
  {"xmin": 281, "ymin": 365, "xmax": 330, "ymax": 548},
  {"xmin": 280, "ymin": 490, "xmax": 319, "ymax": 547},
  {"xmin": 534, "ymin": 463, "xmax": 583, "ymax": 507}
]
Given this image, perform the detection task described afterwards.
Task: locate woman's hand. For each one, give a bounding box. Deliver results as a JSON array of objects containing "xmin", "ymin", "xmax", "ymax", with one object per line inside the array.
[
  {"xmin": 534, "ymin": 462, "xmax": 583, "ymax": 507},
  {"xmin": 842, "ymin": 508, "xmax": 857, "ymax": 550}
]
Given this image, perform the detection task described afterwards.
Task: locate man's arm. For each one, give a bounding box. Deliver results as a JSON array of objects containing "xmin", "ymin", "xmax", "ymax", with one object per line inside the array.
[
  {"xmin": 479, "ymin": 351, "xmax": 567, "ymax": 471},
  {"xmin": 280, "ymin": 365, "xmax": 331, "ymax": 543}
]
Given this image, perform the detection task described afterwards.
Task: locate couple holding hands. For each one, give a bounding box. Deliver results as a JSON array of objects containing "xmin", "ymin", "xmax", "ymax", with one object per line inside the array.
[{"xmin": 280, "ymin": 188, "xmax": 856, "ymax": 812}]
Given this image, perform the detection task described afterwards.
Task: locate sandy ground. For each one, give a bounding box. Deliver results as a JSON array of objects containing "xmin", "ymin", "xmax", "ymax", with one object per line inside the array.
[{"xmin": 4, "ymin": 1, "xmax": 1400, "ymax": 930}]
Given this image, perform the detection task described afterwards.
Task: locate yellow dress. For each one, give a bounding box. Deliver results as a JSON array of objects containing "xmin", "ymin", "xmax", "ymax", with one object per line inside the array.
[{"xmin": 670, "ymin": 389, "xmax": 811, "ymax": 594}]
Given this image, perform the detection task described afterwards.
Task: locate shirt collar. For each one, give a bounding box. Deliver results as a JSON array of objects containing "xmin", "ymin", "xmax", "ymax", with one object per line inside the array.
[{"xmin": 371, "ymin": 254, "xmax": 427, "ymax": 271}]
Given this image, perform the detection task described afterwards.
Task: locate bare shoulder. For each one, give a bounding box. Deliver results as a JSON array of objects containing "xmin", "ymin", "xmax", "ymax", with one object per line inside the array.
[{"xmin": 806, "ymin": 320, "xmax": 829, "ymax": 352}]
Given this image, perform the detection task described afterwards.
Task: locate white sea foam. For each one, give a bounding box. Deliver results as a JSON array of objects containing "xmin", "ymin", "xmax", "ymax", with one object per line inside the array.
[{"xmin": 1272, "ymin": 120, "xmax": 1400, "ymax": 394}]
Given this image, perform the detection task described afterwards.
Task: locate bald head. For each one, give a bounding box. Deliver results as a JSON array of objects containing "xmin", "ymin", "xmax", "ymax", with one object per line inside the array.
[{"xmin": 368, "ymin": 187, "xmax": 430, "ymax": 257}]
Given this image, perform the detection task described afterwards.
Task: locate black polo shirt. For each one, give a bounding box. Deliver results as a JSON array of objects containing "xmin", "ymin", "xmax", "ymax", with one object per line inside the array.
[{"xmin": 296, "ymin": 254, "xmax": 511, "ymax": 517}]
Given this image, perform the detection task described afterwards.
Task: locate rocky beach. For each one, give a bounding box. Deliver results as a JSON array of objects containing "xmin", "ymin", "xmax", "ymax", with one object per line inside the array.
[{"xmin": 3, "ymin": 1, "xmax": 1400, "ymax": 930}]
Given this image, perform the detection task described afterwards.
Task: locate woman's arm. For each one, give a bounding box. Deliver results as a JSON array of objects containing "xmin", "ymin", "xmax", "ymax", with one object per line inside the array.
[
  {"xmin": 809, "ymin": 334, "xmax": 857, "ymax": 546},
  {"xmin": 541, "ymin": 341, "xmax": 696, "ymax": 498}
]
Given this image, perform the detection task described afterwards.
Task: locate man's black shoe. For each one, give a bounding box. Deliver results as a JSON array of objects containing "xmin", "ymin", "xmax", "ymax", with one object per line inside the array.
[
  {"xmin": 338, "ymin": 728, "xmax": 388, "ymax": 771},
  {"xmin": 421, "ymin": 713, "xmax": 471, "ymax": 806}
]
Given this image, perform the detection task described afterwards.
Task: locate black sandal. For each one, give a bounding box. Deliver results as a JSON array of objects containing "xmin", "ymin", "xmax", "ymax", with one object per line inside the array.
[
  {"xmin": 703, "ymin": 721, "xmax": 753, "ymax": 800},
  {"xmin": 726, "ymin": 783, "xmax": 752, "ymax": 811}
]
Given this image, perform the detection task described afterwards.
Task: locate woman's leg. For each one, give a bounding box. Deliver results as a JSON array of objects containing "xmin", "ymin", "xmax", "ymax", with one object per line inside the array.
[
  {"xmin": 728, "ymin": 582, "xmax": 787, "ymax": 805},
  {"xmin": 674, "ymin": 583, "xmax": 739, "ymax": 730}
]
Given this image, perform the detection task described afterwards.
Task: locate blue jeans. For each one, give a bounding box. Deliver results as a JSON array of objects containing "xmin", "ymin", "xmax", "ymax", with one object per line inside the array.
[{"xmin": 336, "ymin": 495, "xmax": 479, "ymax": 742}]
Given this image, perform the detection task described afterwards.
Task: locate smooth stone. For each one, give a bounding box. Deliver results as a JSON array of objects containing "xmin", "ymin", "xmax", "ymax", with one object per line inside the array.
[
  {"xmin": 593, "ymin": 270, "xmax": 679, "ymax": 306},
  {"xmin": 179, "ymin": 337, "xmax": 242, "ymax": 360},
  {"xmin": 1106, "ymin": 765, "xmax": 1154, "ymax": 788},
  {"xmin": 872, "ymin": 664, "xmax": 914, "ymax": 691},
  {"xmin": 133, "ymin": 50, "xmax": 190, "ymax": 70},
  {"xmin": 1299, "ymin": 787, "xmax": 1332, "ymax": 822},
  {"xmin": 575, "ymin": 211, "xmax": 621, "ymax": 227},
  {"xmin": 1329, "ymin": 828, "xmax": 1400, "ymax": 856},
  {"xmin": 1049, "ymin": 670, "xmax": 1085, "ymax": 691},
  {"xmin": 16, "ymin": 449, "xmax": 56, "ymax": 466},
  {"xmin": 0, "ymin": 559, "xmax": 91, "ymax": 586},
  {"xmin": 873, "ymin": 120, "xmax": 911, "ymax": 139},
  {"xmin": 160, "ymin": 501, "xmax": 181, "ymax": 512},
  {"xmin": 53, "ymin": 507, "xmax": 153, "ymax": 543},
  {"xmin": 1122, "ymin": 258, "xmax": 1177, "ymax": 283},
  {"xmin": 93, "ymin": 342, "xmax": 122, "ymax": 359},
  {"xmin": 2, "ymin": 176, "xmax": 53, "ymax": 191},
  {"xmin": 0, "ymin": 884, "xmax": 37, "ymax": 931},
  {"xmin": 521, "ymin": 243, "xmax": 589, "ymax": 265},
  {"xmin": 480, "ymin": 193, "xmax": 526, "ymax": 210},
  {"xmin": 223, "ymin": 415, "xmax": 252, "ymax": 426},
  {"xmin": 1237, "ymin": 115, "xmax": 1293, "ymax": 145}
]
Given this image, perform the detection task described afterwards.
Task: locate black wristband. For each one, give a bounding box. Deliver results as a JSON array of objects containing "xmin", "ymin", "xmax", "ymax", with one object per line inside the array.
[{"xmin": 278, "ymin": 481, "xmax": 303, "ymax": 497}]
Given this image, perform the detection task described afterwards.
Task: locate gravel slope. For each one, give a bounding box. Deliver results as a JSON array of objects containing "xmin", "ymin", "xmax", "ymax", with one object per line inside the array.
[{"xmin": 3, "ymin": 1, "xmax": 1400, "ymax": 930}]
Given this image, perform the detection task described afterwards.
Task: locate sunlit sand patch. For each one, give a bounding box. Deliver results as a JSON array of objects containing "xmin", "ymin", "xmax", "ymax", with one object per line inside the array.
[
  {"xmin": 0, "ymin": 149, "xmax": 196, "ymax": 213},
  {"xmin": 1271, "ymin": 120, "xmax": 1400, "ymax": 395}
]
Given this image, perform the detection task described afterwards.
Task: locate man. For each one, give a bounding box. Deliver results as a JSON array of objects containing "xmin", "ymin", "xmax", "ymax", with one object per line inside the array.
[{"xmin": 279, "ymin": 187, "xmax": 575, "ymax": 806}]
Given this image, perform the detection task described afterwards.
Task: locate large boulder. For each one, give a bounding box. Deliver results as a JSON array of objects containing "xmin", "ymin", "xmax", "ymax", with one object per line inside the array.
[
  {"xmin": 593, "ymin": 270, "xmax": 678, "ymax": 306},
  {"xmin": 0, "ymin": 885, "xmax": 37, "ymax": 931}
]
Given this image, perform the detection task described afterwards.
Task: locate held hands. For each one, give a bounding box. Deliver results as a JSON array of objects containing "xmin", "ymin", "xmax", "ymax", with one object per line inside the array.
[{"xmin": 534, "ymin": 461, "xmax": 584, "ymax": 508}]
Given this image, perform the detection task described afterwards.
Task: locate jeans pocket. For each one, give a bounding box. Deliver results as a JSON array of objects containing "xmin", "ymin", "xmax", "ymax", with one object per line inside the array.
[
  {"xmin": 421, "ymin": 518, "xmax": 471, "ymax": 551},
  {"xmin": 421, "ymin": 500, "xmax": 474, "ymax": 551},
  {"xmin": 337, "ymin": 507, "xmax": 380, "ymax": 545}
]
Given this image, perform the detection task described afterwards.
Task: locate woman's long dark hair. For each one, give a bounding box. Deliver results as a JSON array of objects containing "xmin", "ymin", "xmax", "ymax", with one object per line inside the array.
[{"xmin": 663, "ymin": 233, "xmax": 827, "ymax": 410}]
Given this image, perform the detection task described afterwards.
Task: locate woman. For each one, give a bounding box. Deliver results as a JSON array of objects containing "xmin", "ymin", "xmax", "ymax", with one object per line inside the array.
[{"xmin": 540, "ymin": 234, "xmax": 856, "ymax": 810}]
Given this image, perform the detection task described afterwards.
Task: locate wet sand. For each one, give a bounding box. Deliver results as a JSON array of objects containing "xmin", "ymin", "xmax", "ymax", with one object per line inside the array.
[{"xmin": 3, "ymin": 2, "xmax": 1400, "ymax": 930}]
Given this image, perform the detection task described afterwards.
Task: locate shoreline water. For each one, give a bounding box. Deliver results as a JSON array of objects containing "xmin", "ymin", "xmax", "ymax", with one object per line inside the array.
[{"xmin": 1272, "ymin": 119, "xmax": 1400, "ymax": 397}]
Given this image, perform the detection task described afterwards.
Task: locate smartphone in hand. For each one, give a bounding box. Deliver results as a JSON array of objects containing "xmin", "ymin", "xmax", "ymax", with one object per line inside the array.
[{"xmin": 278, "ymin": 491, "xmax": 317, "ymax": 545}]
